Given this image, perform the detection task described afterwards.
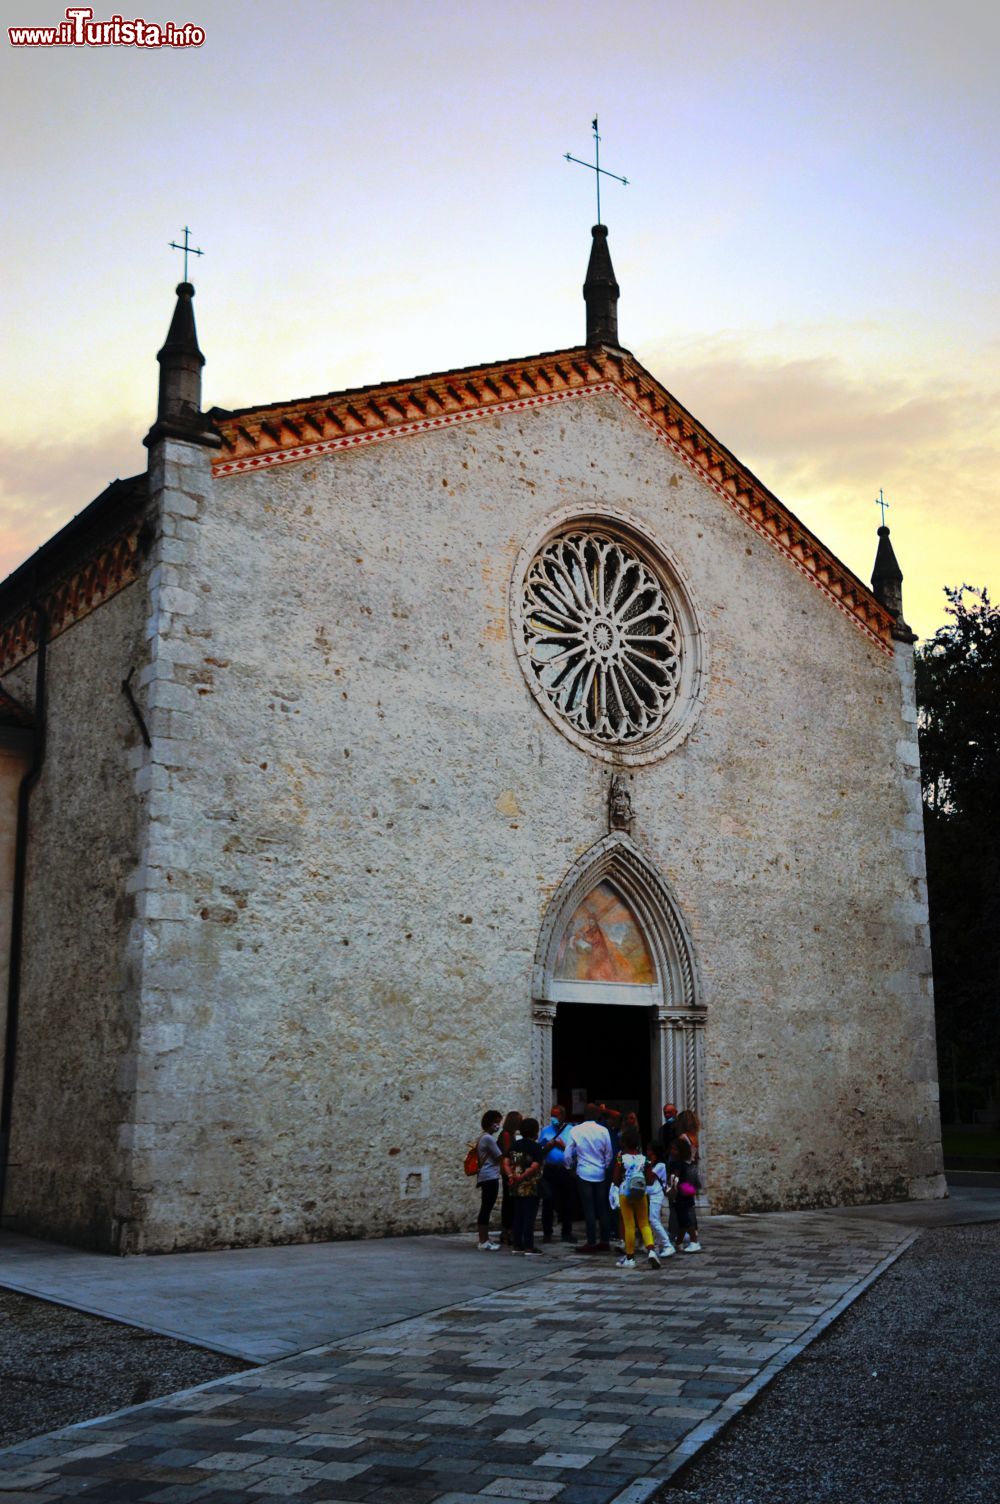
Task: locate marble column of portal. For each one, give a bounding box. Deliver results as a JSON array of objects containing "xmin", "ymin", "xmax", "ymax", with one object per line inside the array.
[
  {"xmin": 656, "ymin": 1009, "xmax": 706, "ymax": 1118},
  {"xmin": 657, "ymin": 1012, "xmax": 688, "ymax": 1114},
  {"xmin": 531, "ymin": 1002, "xmax": 557, "ymax": 1122},
  {"xmin": 689, "ymin": 1013, "xmax": 707, "ymax": 1207}
]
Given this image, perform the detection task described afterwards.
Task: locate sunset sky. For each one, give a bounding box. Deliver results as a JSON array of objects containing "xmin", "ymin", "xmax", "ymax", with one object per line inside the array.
[{"xmin": 2, "ymin": 0, "xmax": 997, "ymax": 641}]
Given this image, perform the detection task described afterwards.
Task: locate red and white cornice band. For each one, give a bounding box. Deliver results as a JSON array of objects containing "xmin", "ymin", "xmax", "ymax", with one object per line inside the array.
[{"xmin": 212, "ymin": 385, "xmax": 609, "ymax": 477}]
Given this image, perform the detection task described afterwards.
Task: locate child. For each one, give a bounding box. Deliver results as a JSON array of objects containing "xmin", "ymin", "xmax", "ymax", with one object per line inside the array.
[
  {"xmin": 611, "ymin": 1127, "xmax": 661, "ymax": 1269},
  {"xmin": 504, "ymin": 1116, "xmax": 544, "ymax": 1256},
  {"xmin": 645, "ymin": 1141, "xmax": 675, "ymax": 1258},
  {"xmin": 667, "ymin": 1136, "xmax": 702, "ymax": 1253}
]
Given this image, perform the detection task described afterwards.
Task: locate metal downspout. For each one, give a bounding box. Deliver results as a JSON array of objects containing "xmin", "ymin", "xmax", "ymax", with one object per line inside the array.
[{"xmin": 0, "ymin": 603, "xmax": 49, "ymax": 1227}]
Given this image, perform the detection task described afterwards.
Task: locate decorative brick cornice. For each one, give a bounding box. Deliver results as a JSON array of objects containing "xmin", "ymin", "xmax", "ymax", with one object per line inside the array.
[
  {"xmin": 210, "ymin": 345, "xmax": 896, "ymax": 653},
  {"xmin": 0, "ymin": 524, "xmax": 145, "ymax": 676},
  {"xmin": 0, "ymin": 474, "xmax": 149, "ymax": 677}
]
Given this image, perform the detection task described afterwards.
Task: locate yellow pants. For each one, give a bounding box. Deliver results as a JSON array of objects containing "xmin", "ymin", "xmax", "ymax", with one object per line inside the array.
[{"xmin": 620, "ymin": 1194, "xmax": 654, "ymax": 1256}]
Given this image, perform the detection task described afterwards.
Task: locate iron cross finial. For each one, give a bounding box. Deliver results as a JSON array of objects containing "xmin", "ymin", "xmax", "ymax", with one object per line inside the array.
[
  {"xmin": 875, "ymin": 488, "xmax": 890, "ymax": 527},
  {"xmin": 564, "ymin": 115, "xmax": 629, "ymax": 225},
  {"xmin": 169, "ymin": 226, "xmax": 204, "ymax": 282}
]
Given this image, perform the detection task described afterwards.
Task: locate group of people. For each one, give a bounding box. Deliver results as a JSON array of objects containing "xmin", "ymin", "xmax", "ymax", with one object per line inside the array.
[{"xmin": 472, "ymin": 1101, "xmax": 702, "ymax": 1269}]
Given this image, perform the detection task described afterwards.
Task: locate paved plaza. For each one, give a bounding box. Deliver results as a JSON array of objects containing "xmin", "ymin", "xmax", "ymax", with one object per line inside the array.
[
  {"xmin": 0, "ymin": 1231, "xmax": 565, "ymax": 1365},
  {"xmin": 6, "ymin": 1197, "xmax": 983, "ymax": 1504}
]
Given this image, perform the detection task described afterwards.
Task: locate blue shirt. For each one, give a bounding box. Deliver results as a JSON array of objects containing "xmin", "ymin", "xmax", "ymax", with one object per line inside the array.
[{"xmin": 538, "ymin": 1120, "xmax": 571, "ymax": 1168}]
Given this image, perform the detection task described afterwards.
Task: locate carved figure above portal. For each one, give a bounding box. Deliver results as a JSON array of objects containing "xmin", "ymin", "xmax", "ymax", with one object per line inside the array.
[{"xmin": 608, "ymin": 774, "xmax": 634, "ymax": 832}]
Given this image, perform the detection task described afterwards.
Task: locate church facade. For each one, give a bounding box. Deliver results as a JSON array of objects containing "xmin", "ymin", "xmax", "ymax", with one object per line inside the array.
[{"xmin": 0, "ymin": 230, "xmax": 945, "ymax": 1253}]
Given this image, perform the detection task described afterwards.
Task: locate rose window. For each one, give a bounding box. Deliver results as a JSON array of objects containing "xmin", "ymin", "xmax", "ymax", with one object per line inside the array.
[{"xmin": 520, "ymin": 530, "xmax": 682, "ymax": 745}]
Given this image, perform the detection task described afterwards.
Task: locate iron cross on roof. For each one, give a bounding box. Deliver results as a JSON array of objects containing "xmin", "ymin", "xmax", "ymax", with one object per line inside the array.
[
  {"xmin": 169, "ymin": 225, "xmax": 204, "ymax": 282},
  {"xmin": 876, "ymin": 488, "xmax": 890, "ymax": 526},
  {"xmin": 565, "ymin": 116, "xmax": 629, "ymax": 225}
]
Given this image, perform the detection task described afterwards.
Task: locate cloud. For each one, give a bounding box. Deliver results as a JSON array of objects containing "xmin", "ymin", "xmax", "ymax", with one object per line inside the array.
[
  {"xmin": 638, "ymin": 335, "xmax": 1000, "ymax": 639},
  {"xmin": 0, "ymin": 426, "xmax": 145, "ymax": 583}
]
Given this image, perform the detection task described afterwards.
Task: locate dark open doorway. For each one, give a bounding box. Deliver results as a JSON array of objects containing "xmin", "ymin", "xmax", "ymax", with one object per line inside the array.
[{"xmin": 551, "ymin": 1002, "xmax": 653, "ymax": 1143}]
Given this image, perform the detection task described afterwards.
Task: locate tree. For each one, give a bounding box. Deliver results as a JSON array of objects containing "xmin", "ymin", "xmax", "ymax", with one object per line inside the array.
[{"xmin": 915, "ymin": 587, "xmax": 1000, "ymax": 1120}]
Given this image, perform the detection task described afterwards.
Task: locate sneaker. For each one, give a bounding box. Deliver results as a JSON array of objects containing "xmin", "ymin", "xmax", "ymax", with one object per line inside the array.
[
  {"xmin": 647, "ymin": 1248, "xmax": 661, "ymax": 1269},
  {"xmin": 477, "ymin": 1241, "xmax": 499, "ymax": 1251},
  {"xmin": 658, "ymin": 1243, "xmax": 676, "ymax": 1258},
  {"xmin": 573, "ymin": 1243, "xmax": 601, "ymax": 1254},
  {"xmin": 615, "ymin": 1255, "xmax": 635, "ymax": 1268},
  {"xmin": 682, "ymin": 1241, "xmax": 702, "ymax": 1254},
  {"xmin": 522, "ymin": 1248, "xmax": 543, "ymax": 1257}
]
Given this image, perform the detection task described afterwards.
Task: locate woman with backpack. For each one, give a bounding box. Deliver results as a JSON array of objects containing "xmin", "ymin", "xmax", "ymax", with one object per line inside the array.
[
  {"xmin": 474, "ymin": 1109, "xmax": 504, "ymax": 1250},
  {"xmin": 611, "ymin": 1126, "xmax": 661, "ymax": 1270}
]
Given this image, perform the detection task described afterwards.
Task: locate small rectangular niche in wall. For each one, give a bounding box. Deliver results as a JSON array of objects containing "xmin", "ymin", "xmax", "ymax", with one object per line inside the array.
[{"xmin": 400, "ymin": 1165, "xmax": 430, "ymax": 1200}]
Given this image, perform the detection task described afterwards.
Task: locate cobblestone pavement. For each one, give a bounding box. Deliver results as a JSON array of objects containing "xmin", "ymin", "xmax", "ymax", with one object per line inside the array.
[{"xmin": 0, "ymin": 1212, "xmax": 914, "ymax": 1503}]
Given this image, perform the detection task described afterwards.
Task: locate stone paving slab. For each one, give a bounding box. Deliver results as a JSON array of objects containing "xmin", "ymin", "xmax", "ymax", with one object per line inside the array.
[
  {"xmin": 2, "ymin": 1189, "xmax": 994, "ymax": 1367},
  {"xmin": 0, "ymin": 1210, "xmax": 919, "ymax": 1502}
]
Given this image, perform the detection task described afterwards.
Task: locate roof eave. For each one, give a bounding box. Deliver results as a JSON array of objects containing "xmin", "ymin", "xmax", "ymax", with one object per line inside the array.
[{"xmin": 0, "ymin": 474, "xmax": 148, "ymax": 624}]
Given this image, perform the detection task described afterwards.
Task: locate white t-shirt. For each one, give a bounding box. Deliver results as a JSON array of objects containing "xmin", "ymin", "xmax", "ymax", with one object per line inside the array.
[{"xmin": 565, "ymin": 1120, "xmax": 613, "ymax": 1182}]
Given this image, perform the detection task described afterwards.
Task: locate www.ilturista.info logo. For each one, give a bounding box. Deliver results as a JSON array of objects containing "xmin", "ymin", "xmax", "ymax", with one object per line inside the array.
[{"xmin": 8, "ymin": 6, "xmax": 205, "ymax": 46}]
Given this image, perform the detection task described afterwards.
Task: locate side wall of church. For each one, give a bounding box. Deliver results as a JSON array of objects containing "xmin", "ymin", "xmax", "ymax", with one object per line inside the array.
[
  {"xmin": 127, "ymin": 391, "xmax": 942, "ymax": 1250},
  {"xmin": 0, "ymin": 732, "xmax": 32, "ymax": 1096},
  {"xmin": 3, "ymin": 579, "xmax": 150, "ymax": 1250}
]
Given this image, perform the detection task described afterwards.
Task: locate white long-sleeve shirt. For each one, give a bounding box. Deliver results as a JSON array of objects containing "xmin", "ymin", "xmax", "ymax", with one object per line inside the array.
[{"xmin": 565, "ymin": 1120, "xmax": 613, "ymax": 1182}]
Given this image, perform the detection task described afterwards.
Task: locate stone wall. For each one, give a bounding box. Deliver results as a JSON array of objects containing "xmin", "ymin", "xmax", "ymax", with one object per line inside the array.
[
  {"xmin": 127, "ymin": 390, "xmax": 943, "ymax": 1250},
  {"xmin": 3, "ymin": 580, "xmax": 149, "ymax": 1250},
  {"xmin": 0, "ymin": 730, "xmax": 32, "ymax": 1094}
]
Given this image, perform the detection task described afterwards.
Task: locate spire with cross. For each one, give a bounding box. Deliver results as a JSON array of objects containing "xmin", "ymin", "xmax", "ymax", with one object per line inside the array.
[
  {"xmin": 875, "ymin": 487, "xmax": 889, "ymax": 526},
  {"xmin": 169, "ymin": 225, "xmax": 204, "ymax": 283},
  {"xmin": 565, "ymin": 116, "xmax": 629, "ymax": 226},
  {"xmin": 145, "ymin": 230, "xmax": 220, "ymax": 452},
  {"xmin": 564, "ymin": 119, "xmax": 628, "ymax": 349},
  {"xmin": 870, "ymin": 486, "xmax": 914, "ymax": 638}
]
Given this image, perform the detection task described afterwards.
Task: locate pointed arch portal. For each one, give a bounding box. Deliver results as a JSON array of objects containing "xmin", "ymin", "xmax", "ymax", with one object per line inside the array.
[{"xmin": 532, "ymin": 833, "xmax": 705, "ymax": 1138}]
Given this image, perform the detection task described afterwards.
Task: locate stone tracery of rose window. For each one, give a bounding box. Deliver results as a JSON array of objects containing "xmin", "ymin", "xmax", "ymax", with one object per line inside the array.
[{"xmin": 521, "ymin": 530, "xmax": 682, "ymax": 745}]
